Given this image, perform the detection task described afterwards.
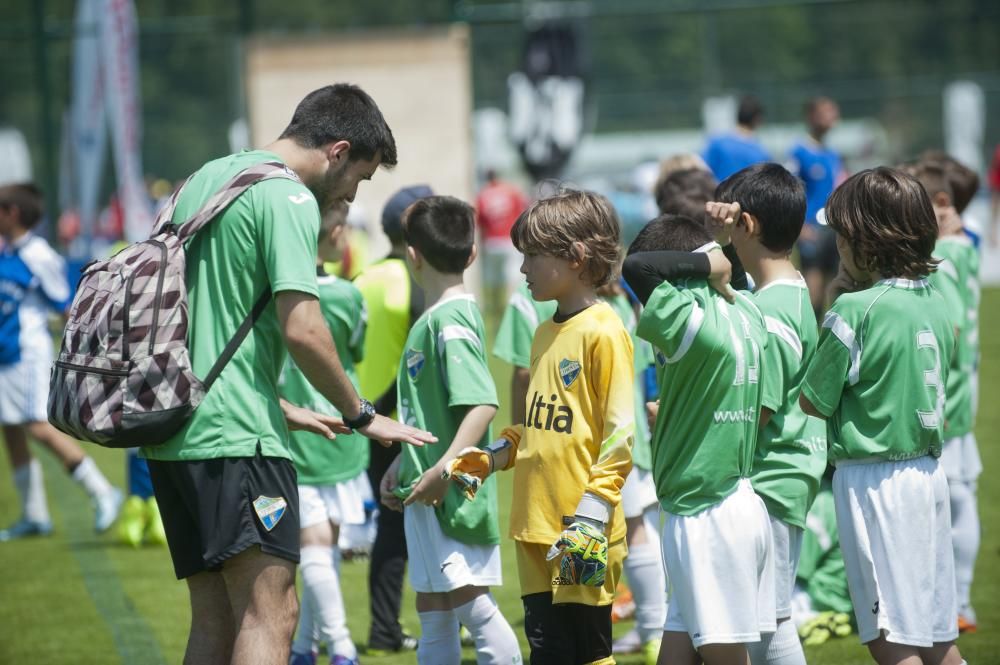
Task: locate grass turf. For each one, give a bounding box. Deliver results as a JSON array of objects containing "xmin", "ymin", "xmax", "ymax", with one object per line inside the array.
[{"xmin": 2, "ymin": 290, "xmax": 999, "ymax": 664}]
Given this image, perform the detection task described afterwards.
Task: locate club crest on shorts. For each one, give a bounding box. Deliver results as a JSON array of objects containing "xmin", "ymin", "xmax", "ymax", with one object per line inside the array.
[
  {"xmin": 252, "ymin": 496, "xmax": 287, "ymax": 532},
  {"xmin": 406, "ymin": 349, "xmax": 425, "ymax": 379},
  {"xmin": 559, "ymin": 358, "xmax": 581, "ymax": 388}
]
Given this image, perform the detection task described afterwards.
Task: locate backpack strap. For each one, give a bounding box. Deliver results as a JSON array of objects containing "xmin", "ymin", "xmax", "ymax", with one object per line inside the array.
[
  {"xmin": 202, "ymin": 286, "xmax": 272, "ymax": 390},
  {"xmin": 154, "ymin": 161, "xmax": 301, "ymax": 242}
]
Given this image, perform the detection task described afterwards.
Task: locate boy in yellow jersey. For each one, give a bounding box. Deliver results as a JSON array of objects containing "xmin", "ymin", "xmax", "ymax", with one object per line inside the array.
[{"xmin": 451, "ymin": 190, "xmax": 635, "ymax": 665}]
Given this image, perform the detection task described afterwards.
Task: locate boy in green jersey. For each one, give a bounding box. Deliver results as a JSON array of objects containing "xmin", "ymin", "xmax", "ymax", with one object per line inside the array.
[
  {"xmin": 623, "ymin": 215, "xmax": 775, "ymax": 665},
  {"xmin": 706, "ymin": 163, "xmax": 825, "ymax": 665},
  {"xmin": 800, "ymin": 168, "xmax": 962, "ymax": 665},
  {"xmin": 907, "ymin": 160, "xmax": 983, "ymax": 632},
  {"xmin": 380, "ymin": 196, "xmax": 520, "ymax": 665},
  {"xmin": 282, "ymin": 202, "xmax": 368, "ymax": 664}
]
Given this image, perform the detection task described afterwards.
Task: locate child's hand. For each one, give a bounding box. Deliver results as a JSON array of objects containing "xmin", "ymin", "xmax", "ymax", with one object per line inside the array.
[
  {"xmin": 443, "ymin": 446, "xmax": 493, "ymax": 500},
  {"xmin": 827, "ymin": 263, "xmax": 871, "ymax": 302},
  {"xmin": 379, "ymin": 453, "xmax": 404, "ymax": 512},
  {"xmin": 404, "ymin": 464, "xmax": 451, "ymax": 507},
  {"xmin": 645, "ymin": 401, "xmax": 659, "ymax": 431},
  {"xmin": 705, "ymin": 200, "xmax": 742, "ymax": 245}
]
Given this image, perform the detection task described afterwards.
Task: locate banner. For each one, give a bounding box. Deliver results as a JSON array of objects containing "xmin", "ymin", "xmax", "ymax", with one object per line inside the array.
[
  {"xmin": 69, "ymin": 0, "xmax": 107, "ymax": 254},
  {"xmin": 99, "ymin": 0, "xmax": 151, "ymax": 242}
]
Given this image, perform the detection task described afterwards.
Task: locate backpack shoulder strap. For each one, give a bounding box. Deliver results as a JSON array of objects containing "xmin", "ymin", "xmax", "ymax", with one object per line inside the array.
[{"xmin": 153, "ymin": 160, "xmax": 301, "ymax": 241}]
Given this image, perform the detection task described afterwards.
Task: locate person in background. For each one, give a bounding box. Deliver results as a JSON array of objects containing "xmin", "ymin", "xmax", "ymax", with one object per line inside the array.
[
  {"xmin": 476, "ymin": 169, "xmax": 529, "ymax": 319},
  {"xmin": 703, "ymin": 95, "xmax": 771, "ymax": 181},
  {"xmin": 789, "ymin": 97, "xmax": 845, "ymax": 317}
]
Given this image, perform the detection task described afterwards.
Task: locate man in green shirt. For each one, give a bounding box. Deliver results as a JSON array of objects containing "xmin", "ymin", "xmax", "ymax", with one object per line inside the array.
[{"xmin": 143, "ymin": 84, "xmax": 434, "ymax": 665}]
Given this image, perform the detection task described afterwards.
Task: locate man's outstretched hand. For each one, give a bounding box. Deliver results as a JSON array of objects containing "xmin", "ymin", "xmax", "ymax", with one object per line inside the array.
[
  {"xmin": 360, "ymin": 414, "xmax": 437, "ymax": 448},
  {"xmin": 281, "ymin": 399, "xmax": 352, "ymax": 439}
]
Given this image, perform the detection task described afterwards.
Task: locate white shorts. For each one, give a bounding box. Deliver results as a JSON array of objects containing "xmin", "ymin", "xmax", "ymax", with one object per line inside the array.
[
  {"xmin": 403, "ymin": 502, "xmax": 503, "ymax": 593},
  {"xmin": 939, "ymin": 433, "xmax": 982, "ymax": 483},
  {"xmin": 0, "ymin": 358, "xmax": 50, "ymax": 425},
  {"xmin": 622, "ymin": 467, "xmax": 658, "ymax": 518},
  {"xmin": 298, "ymin": 471, "xmax": 370, "ymax": 530},
  {"xmin": 662, "ymin": 479, "xmax": 776, "ymax": 647},
  {"xmin": 769, "ymin": 517, "xmax": 803, "ymax": 620},
  {"xmin": 833, "ymin": 456, "xmax": 958, "ymax": 647}
]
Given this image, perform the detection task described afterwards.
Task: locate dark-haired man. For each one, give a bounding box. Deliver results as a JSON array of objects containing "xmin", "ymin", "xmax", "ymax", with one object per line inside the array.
[
  {"xmin": 703, "ymin": 95, "xmax": 771, "ymax": 181},
  {"xmin": 142, "ymin": 84, "xmax": 435, "ymax": 665}
]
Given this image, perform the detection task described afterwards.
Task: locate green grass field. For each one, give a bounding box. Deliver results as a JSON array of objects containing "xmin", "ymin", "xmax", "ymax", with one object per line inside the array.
[{"xmin": 2, "ymin": 290, "xmax": 999, "ymax": 664}]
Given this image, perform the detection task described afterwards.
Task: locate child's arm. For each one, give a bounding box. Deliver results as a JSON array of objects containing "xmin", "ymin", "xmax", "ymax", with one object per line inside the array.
[
  {"xmin": 800, "ymin": 309, "xmax": 855, "ymax": 421},
  {"xmin": 573, "ymin": 329, "xmax": 635, "ymax": 528},
  {"xmin": 622, "ymin": 248, "xmax": 734, "ymax": 306},
  {"xmin": 445, "ymin": 425, "xmax": 522, "ymax": 495},
  {"xmin": 404, "ymin": 404, "xmax": 498, "ymax": 507}
]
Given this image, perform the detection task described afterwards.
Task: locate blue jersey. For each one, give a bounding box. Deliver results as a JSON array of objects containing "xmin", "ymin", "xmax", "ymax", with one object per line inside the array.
[
  {"xmin": 703, "ymin": 133, "xmax": 771, "ymax": 181},
  {"xmin": 789, "ymin": 140, "xmax": 842, "ymax": 225},
  {"xmin": 0, "ymin": 233, "xmax": 70, "ymax": 365}
]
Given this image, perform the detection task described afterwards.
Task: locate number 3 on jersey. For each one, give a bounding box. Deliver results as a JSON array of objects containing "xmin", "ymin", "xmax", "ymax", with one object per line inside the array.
[{"xmin": 915, "ymin": 330, "xmax": 945, "ymax": 429}]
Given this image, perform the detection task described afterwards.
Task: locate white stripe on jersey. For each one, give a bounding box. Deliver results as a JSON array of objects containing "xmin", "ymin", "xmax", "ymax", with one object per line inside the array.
[
  {"xmin": 662, "ymin": 301, "xmax": 704, "ymax": 364},
  {"xmin": 438, "ymin": 325, "xmax": 482, "ymax": 350},
  {"xmin": 822, "ymin": 311, "xmax": 862, "ymax": 386},
  {"xmin": 937, "ymin": 260, "xmax": 958, "ymax": 281},
  {"xmin": 509, "ymin": 290, "xmax": 539, "ymax": 328},
  {"xmin": 765, "ymin": 315, "xmax": 803, "ymax": 361}
]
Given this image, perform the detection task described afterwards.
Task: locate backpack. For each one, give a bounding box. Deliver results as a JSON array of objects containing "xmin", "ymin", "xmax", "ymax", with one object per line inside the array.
[{"xmin": 48, "ymin": 160, "xmax": 301, "ymax": 448}]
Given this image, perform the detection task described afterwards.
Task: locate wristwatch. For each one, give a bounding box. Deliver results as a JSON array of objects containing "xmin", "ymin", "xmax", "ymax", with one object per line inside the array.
[{"xmin": 344, "ymin": 398, "xmax": 376, "ymax": 431}]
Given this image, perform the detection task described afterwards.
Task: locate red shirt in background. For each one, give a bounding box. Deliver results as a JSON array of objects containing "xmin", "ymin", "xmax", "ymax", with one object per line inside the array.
[
  {"xmin": 989, "ymin": 144, "xmax": 1000, "ymax": 192},
  {"xmin": 476, "ymin": 180, "xmax": 528, "ymax": 243}
]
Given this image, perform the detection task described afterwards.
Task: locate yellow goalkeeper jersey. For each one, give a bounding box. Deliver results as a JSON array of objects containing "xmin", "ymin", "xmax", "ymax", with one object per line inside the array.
[{"xmin": 509, "ymin": 301, "xmax": 635, "ymax": 545}]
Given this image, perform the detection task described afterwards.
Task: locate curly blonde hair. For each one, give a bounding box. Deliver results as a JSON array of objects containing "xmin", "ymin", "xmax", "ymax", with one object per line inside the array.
[{"xmin": 510, "ymin": 189, "xmax": 622, "ymax": 287}]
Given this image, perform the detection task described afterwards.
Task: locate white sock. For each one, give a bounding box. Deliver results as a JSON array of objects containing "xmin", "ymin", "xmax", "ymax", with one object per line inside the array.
[
  {"xmin": 747, "ymin": 620, "xmax": 806, "ymax": 665},
  {"xmin": 417, "ymin": 609, "xmax": 461, "ymax": 665},
  {"xmin": 292, "ymin": 580, "xmax": 318, "ymax": 656},
  {"xmin": 72, "ymin": 457, "xmax": 113, "ymax": 499},
  {"xmin": 949, "ymin": 480, "xmax": 980, "ymax": 615},
  {"xmin": 624, "ymin": 541, "xmax": 667, "ymax": 643},
  {"xmin": 14, "ymin": 460, "xmax": 50, "ymax": 524},
  {"xmin": 299, "ymin": 545, "xmax": 355, "ymax": 658},
  {"xmin": 453, "ymin": 593, "xmax": 521, "ymax": 665}
]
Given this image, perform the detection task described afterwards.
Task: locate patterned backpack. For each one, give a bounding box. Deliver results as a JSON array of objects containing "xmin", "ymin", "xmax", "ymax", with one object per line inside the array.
[{"xmin": 48, "ymin": 161, "xmax": 300, "ymax": 448}]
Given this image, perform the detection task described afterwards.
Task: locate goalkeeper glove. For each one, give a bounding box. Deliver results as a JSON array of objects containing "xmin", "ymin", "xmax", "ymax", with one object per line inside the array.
[
  {"xmin": 442, "ymin": 436, "xmax": 515, "ymax": 500},
  {"xmin": 546, "ymin": 519, "xmax": 609, "ymax": 587}
]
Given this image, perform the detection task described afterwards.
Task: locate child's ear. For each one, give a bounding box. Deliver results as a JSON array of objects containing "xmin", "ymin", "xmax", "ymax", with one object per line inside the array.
[
  {"xmin": 465, "ymin": 243, "xmax": 478, "ymax": 269},
  {"xmin": 740, "ymin": 211, "xmax": 759, "ymax": 236},
  {"xmin": 569, "ymin": 241, "xmax": 588, "ymax": 269},
  {"xmin": 406, "ymin": 244, "xmax": 422, "ymax": 270}
]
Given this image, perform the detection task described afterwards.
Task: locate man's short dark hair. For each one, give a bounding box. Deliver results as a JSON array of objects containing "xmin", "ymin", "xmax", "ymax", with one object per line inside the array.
[
  {"xmin": 715, "ymin": 163, "xmax": 806, "ymax": 253},
  {"xmin": 737, "ymin": 95, "xmax": 764, "ymax": 128},
  {"xmin": 654, "ymin": 168, "xmax": 717, "ymax": 219},
  {"xmin": 628, "ymin": 214, "xmax": 712, "ymax": 255},
  {"xmin": 0, "ymin": 183, "xmax": 43, "ymax": 229},
  {"xmin": 279, "ymin": 84, "xmax": 397, "ymax": 166},
  {"xmin": 403, "ymin": 196, "xmax": 476, "ymax": 274}
]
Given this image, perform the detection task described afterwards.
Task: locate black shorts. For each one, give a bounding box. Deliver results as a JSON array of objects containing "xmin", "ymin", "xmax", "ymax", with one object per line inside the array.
[
  {"xmin": 148, "ymin": 445, "xmax": 300, "ymax": 579},
  {"xmin": 522, "ymin": 592, "xmax": 613, "ymax": 665},
  {"xmin": 797, "ymin": 224, "xmax": 840, "ymax": 276}
]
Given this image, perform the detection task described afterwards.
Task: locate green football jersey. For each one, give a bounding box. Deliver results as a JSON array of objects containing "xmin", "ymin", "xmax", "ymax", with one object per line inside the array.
[
  {"xmin": 398, "ymin": 294, "xmax": 500, "ymax": 545},
  {"xmin": 637, "ymin": 279, "xmax": 769, "ymax": 516},
  {"xmin": 280, "ymin": 274, "xmax": 369, "ymax": 485},
  {"xmin": 144, "ymin": 150, "xmax": 320, "ymax": 462},
  {"xmin": 797, "ymin": 479, "xmax": 852, "ymax": 614},
  {"xmin": 802, "ymin": 278, "xmax": 955, "ymax": 463},
  {"xmin": 750, "ymin": 278, "xmax": 827, "ymax": 529},
  {"xmin": 929, "ymin": 236, "xmax": 979, "ymax": 438},
  {"xmin": 492, "ymin": 282, "xmax": 557, "ymax": 369},
  {"xmin": 606, "ymin": 293, "xmax": 654, "ymax": 471}
]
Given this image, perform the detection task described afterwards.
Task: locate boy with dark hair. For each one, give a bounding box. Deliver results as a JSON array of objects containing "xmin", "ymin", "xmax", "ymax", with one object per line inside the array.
[
  {"xmin": 284, "ymin": 202, "xmax": 369, "ymax": 665},
  {"xmin": 800, "ymin": 168, "xmax": 963, "ymax": 665},
  {"xmin": 0, "ymin": 183, "xmax": 123, "ymax": 541},
  {"xmin": 380, "ymin": 195, "xmax": 520, "ymax": 665},
  {"xmin": 449, "ymin": 190, "xmax": 636, "ymax": 665},
  {"xmin": 706, "ymin": 162, "xmax": 825, "ymax": 665},
  {"xmin": 907, "ymin": 159, "xmax": 982, "ymax": 633},
  {"xmin": 623, "ymin": 213, "xmax": 775, "ymax": 665},
  {"xmin": 654, "ymin": 168, "xmax": 718, "ymax": 219}
]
